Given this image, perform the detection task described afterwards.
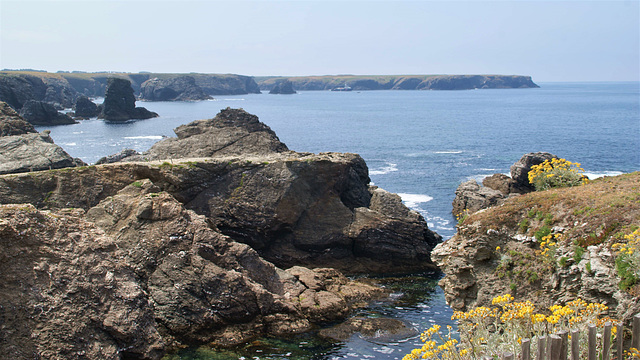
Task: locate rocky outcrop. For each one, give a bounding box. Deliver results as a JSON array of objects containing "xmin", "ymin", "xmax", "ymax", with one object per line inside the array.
[
  {"xmin": 435, "ymin": 172, "xmax": 640, "ymax": 323},
  {"xmin": 0, "ymin": 181, "xmax": 384, "ymax": 359},
  {"xmin": 119, "ymin": 107, "xmax": 288, "ymax": 162},
  {"xmin": 139, "ymin": 76, "xmax": 212, "ymax": 101},
  {"xmin": 269, "ymin": 80, "xmax": 296, "ymax": 94},
  {"xmin": 191, "ymin": 74, "xmax": 261, "ymax": 95},
  {"xmin": 510, "ymin": 152, "xmax": 557, "ymax": 191},
  {"xmin": 99, "ymin": 78, "xmax": 158, "ymax": 121},
  {"xmin": 0, "ymin": 130, "xmax": 84, "ymax": 174},
  {"xmin": 0, "ymin": 101, "xmax": 36, "ymax": 136},
  {"xmin": 73, "ymin": 96, "xmax": 99, "ymax": 118},
  {"xmin": 95, "ymin": 149, "xmax": 141, "ymax": 165},
  {"xmin": 18, "ymin": 100, "xmax": 75, "ymax": 125},
  {"xmin": 451, "ymin": 153, "xmax": 558, "ymax": 215},
  {"xmin": 0, "ymin": 73, "xmax": 49, "ymax": 110},
  {"xmin": 258, "ymin": 75, "xmax": 539, "ymax": 91}
]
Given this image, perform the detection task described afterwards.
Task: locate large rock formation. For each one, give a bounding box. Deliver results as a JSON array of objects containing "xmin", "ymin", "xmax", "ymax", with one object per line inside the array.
[
  {"xmin": 120, "ymin": 107, "xmax": 288, "ymax": 161},
  {"xmin": 0, "ymin": 181, "xmax": 384, "ymax": 359},
  {"xmin": 0, "ymin": 101, "xmax": 36, "ymax": 136},
  {"xmin": 269, "ymin": 80, "xmax": 296, "ymax": 94},
  {"xmin": 434, "ymin": 172, "xmax": 640, "ymax": 323},
  {"xmin": 510, "ymin": 152, "xmax": 557, "ymax": 191},
  {"xmin": 99, "ymin": 78, "xmax": 158, "ymax": 121},
  {"xmin": 18, "ymin": 100, "xmax": 75, "ymax": 125},
  {"xmin": 0, "ymin": 130, "xmax": 84, "ymax": 174},
  {"xmin": 73, "ymin": 96, "xmax": 99, "ymax": 118},
  {"xmin": 139, "ymin": 76, "xmax": 212, "ymax": 101}
]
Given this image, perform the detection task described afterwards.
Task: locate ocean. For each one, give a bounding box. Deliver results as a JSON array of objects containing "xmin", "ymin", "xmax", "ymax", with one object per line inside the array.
[{"xmin": 37, "ymin": 82, "xmax": 640, "ymax": 359}]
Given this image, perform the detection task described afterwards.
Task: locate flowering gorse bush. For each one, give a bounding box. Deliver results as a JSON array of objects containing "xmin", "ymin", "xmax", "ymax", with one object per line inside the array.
[
  {"xmin": 528, "ymin": 158, "xmax": 588, "ymax": 191},
  {"xmin": 403, "ymin": 295, "xmax": 617, "ymax": 360},
  {"xmin": 612, "ymin": 228, "xmax": 640, "ymax": 291}
]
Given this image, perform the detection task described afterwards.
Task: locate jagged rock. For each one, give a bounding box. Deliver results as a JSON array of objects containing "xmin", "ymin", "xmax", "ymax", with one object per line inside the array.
[
  {"xmin": 451, "ymin": 179, "xmax": 505, "ymax": 216},
  {"xmin": 510, "ymin": 152, "xmax": 557, "ymax": 191},
  {"xmin": 0, "ymin": 73, "xmax": 49, "ymax": 110},
  {"xmin": 73, "ymin": 96, "xmax": 99, "ymax": 118},
  {"xmin": 119, "ymin": 107, "xmax": 288, "ymax": 161},
  {"xmin": 99, "ymin": 78, "xmax": 158, "ymax": 121},
  {"xmin": 269, "ymin": 80, "xmax": 296, "ymax": 94},
  {"xmin": 0, "ymin": 131, "xmax": 84, "ymax": 174},
  {"xmin": 19, "ymin": 100, "xmax": 75, "ymax": 125},
  {"xmin": 0, "ymin": 180, "xmax": 384, "ymax": 358},
  {"xmin": 318, "ymin": 317, "xmax": 416, "ymax": 342},
  {"xmin": 0, "ymin": 101, "xmax": 36, "ymax": 136},
  {"xmin": 95, "ymin": 149, "xmax": 141, "ymax": 164},
  {"xmin": 140, "ymin": 76, "xmax": 212, "ymax": 101}
]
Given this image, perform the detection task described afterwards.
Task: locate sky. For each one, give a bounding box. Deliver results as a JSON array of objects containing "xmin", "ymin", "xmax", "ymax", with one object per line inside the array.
[{"xmin": 1, "ymin": 0, "xmax": 638, "ymax": 82}]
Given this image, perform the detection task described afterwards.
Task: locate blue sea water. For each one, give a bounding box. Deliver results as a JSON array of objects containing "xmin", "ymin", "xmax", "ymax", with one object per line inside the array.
[{"xmin": 37, "ymin": 82, "xmax": 640, "ymax": 359}]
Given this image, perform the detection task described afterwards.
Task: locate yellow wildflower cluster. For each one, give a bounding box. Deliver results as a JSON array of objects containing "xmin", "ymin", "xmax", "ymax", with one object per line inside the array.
[
  {"xmin": 455, "ymin": 209, "xmax": 470, "ymax": 225},
  {"xmin": 404, "ymin": 295, "xmax": 617, "ymax": 359},
  {"xmin": 528, "ymin": 158, "xmax": 588, "ymax": 191},
  {"xmin": 538, "ymin": 233, "xmax": 562, "ymax": 257},
  {"xmin": 612, "ymin": 228, "xmax": 640, "ymax": 256},
  {"xmin": 612, "ymin": 228, "xmax": 640, "ymax": 291}
]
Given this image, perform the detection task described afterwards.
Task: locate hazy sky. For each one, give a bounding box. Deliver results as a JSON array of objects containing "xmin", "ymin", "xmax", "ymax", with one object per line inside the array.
[{"xmin": 1, "ymin": 0, "xmax": 638, "ymax": 82}]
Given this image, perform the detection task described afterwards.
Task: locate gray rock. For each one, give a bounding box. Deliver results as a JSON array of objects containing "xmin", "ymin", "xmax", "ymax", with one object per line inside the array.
[
  {"xmin": 451, "ymin": 179, "xmax": 505, "ymax": 216},
  {"xmin": 269, "ymin": 80, "xmax": 296, "ymax": 94},
  {"xmin": 73, "ymin": 96, "xmax": 99, "ymax": 118},
  {"xmin": 510, "ymin": 152, "xmax": 557, "ymax": 190},
  {"xmin": 482, "ymin": 173, "xmax": 528, "ymax": 195},
  {"xmin": 0, "ymin": 131, "xmax": 83, "ymax": 174},
  {"xmin": 0, "ymin": 101, "xmax": 36, "ymax": 136},
  {"xmin": 95, "ymin": 149, "xmax": 141, "ymax": 164},
  {"xmin": 99, "ymin": 77, "xmax": 158, "ymax": 121},
  {"xmin": 19, "ymin": 100, "xmax": 75, "ymax": 125}
]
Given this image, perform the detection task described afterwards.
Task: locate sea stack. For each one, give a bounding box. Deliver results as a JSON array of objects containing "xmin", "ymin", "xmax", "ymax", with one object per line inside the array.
[{"xmin": 99, "ymin": 77, "xmax": 158, "ymax": 121}]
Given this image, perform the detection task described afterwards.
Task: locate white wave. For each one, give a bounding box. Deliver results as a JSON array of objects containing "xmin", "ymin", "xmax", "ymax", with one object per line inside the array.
[
  {"xmin": 62, "ymin": 142, "xmax": 77, "ymax": 146},
  {"xmin": 124, "ymin": 135, "xmax": 164, "ymax": 140},
  {"xmin": 584, "ymin": 171, "xmax": 625, "ymax": 179},
  {"xmin": 222, "ymin": 98, "xmax": 245, "ymax": 101},
  {"xmin": 398, "ymin": 193, "xmax": 433, "ymax": 212},
  {"xmin": 370, "ymin": 162, "xmax": 398, "ymax": 175},
  {"xmin": 434, "ymin": 150, "xmax": 463, "ymax": 154}
]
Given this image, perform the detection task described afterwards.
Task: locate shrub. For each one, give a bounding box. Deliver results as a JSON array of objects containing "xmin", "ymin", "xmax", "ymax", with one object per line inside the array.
[
  {"xmin": 613, "ymin": 228, "xmax": 640, "ymax": 291},
  {"xmin": 527, "ymin": 158, "xmax": 588, "ymax": 191},
  {"xmin": 403, "ymin": 295, "xmax": 616, "ymax": 360}
]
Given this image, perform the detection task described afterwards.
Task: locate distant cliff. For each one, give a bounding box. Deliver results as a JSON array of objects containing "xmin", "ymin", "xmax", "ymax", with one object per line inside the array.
[{"xmin": 257, "ymin": 75, "xmax": 539, "ymax": 91}]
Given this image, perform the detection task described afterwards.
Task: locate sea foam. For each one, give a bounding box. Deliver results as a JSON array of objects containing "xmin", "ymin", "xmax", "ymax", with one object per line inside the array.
[
  {"xmin": 124, "ymin": 135, "xmax": 164, "ymax": 140},
  {"xmin": 370, "ymin": 162, "xmax": 398, "ymax": 175}
]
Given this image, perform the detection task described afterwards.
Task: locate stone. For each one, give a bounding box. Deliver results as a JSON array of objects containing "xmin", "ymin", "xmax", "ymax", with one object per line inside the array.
[
  {"xmin": 0, "ymin": 131, "xmax": 84, "ymax": 174},
  {"xmin": 482, "ymin": 173, "xmax": 528, "ymax": 195},
  {"xmin": 269, "ymin": 80, "xmax": 296, "ymax": 94},
  {"xmin": 318, "ymin": 317, "xmax": 417, "ymax": 342},
  {"xmin": 73, "ymin": 96, "xmax": 99, "ymax": 118},
  {"xmin": 18, "ymin": 100, "xmax": 75, "ymax": 125},
  {"xmin": 139, "ymin": 76, "xmax": 212, "ymax": 101},
  {"xmin": 0, "ymin": 101, "xmax": 36, "ymax": 136},
  {"xmin": 99, "ymin": 77, "xmax": 158, "ymax": 121},
  {"xmin": 510, "ymin": 152, "xmax": 557, "ymax": 191},
  {"xmin": 451, "ymin": 179, "xmax": 505, "ymax": 216},
  {"xmin": 94, "ymin": 149, "xmax": 141, "ymax": 165}
]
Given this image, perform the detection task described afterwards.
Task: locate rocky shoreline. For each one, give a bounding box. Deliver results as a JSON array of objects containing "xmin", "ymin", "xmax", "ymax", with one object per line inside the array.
[{"xmin": 0, "ymin": 106, "xmax": 440, "ymax": 359}]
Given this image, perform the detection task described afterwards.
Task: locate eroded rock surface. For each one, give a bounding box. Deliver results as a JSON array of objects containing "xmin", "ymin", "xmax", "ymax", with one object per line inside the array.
[
  {"xmin": 19, "ymin": 100, "xmax": 75, "ymax": 125},
  {"xmin": 99, "ymin": 78, "xmax": 158, "ymax": 121},
  {"xmin": 0, "ymin": 131, "xmax": 84, "ymax": 175},
  {"xmin": 0, "ymin": 101, "xmax": 36, "ymax": 136}
]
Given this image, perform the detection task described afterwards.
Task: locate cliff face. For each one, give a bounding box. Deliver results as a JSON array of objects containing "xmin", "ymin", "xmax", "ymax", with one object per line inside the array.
[
  {"xmin": 434, "ymin": 172, "xmax": 640, "ymax": 323},
  {"xmin": 258, "ymin": 75, "xmax": 539, "ymax": 91}
]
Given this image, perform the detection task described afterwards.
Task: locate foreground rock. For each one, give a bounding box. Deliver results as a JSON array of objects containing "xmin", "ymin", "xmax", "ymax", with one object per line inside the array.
[
  {"xmin": 318, "ymin": 317, "xmax": 416, "ymax": 342},
  {"xmin": 0, "ymin": 101, "xmax": 37, "ymax": 136},
  {"xmin": 99, "ymin": 78, "xmax": 158, "ymax": 121},
  {"xmin": 18, "ymin": 100, "xmax": 75, "ymax": 125},
  {"xmin": 0, "ymin": 130, "xmax": 84, "ymax": 174},
  {"xmin": 140, "ymin": 76, "xmax": 212, "ymax": 101},
  {"xmin": 0, "ymin": 181, "xmax": 384, "ymax": 359},
  {"xmin": 434, "ymin": 172, "xmax": 640, "ymax": 323}
]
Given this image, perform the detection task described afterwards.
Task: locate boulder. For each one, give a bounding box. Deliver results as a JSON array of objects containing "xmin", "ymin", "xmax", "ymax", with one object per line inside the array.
[
  {"xmin": 19, "ymin": 100, "xmax": 76, "ymax": 125},
  {"xmin": 0, "ymin": 130, "xmax": 84, "ymax": 174},
  {"xmin": 510, "ymin": 152, "xmax": 557, "ymax": 191},
  {"xmin": 269, "ymin": 80, "xmax": 296, "ymax": 94},
  {"xmin": 482, "ymin": 173, "xmax": 528, "ymax": 195},
  {"xmin": 95, "ymin": 149, "xmax": 141, "ymax": 164},
  {"xmin": 0, "ymin": 101, "xmax": 36, "ymax": 136},
  {"xmin": 139, "ymin": 76, "xmax": 212, "ymax": 101},
  {"xmin": 99, "ymin": 77, "xmax": 158, "ymax": 121},
  {"xmin": 73, "ymin": 96, "xmax": 99, "ymax": 118},
  {"xmin": 451, "ymin": 179, "xmax": 505, "ymax": 216}
]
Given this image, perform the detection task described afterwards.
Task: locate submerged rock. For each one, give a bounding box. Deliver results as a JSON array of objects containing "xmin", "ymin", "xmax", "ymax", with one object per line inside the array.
[
  {"xmin": 99, "ymin": 77, "xmax": 158, "ymax": 121},
  {"xmin": 318, "ymin": 317, "xmax": 417, "ymax": 342}
]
